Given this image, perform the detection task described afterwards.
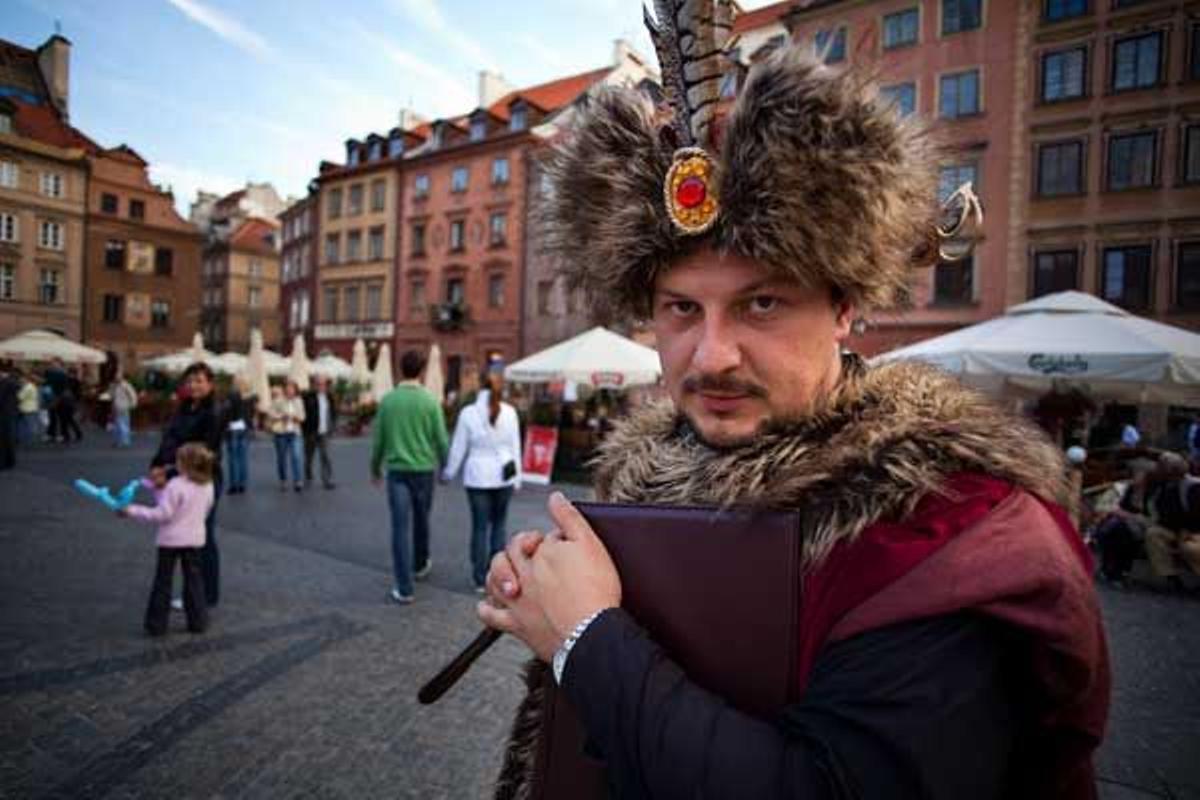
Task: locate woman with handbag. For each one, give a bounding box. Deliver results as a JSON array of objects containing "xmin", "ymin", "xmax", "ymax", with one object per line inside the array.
[{"xmin": 442, "ymin": 368, "xmax": 522, "ymax": 593}]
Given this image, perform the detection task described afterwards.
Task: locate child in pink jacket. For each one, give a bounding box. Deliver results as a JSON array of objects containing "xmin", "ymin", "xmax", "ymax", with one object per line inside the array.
[{"xmin": 122, "ymin": 443, "xmax": 215, "ymax": 636}]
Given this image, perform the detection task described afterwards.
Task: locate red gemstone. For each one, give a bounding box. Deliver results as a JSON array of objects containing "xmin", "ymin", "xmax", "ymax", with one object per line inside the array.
[{"xmin": 676, "ymin": 176, "xmax": 706, "ymax": 209}]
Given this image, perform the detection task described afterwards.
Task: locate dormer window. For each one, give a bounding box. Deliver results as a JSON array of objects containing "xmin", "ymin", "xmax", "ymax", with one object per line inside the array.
[
  {"xmin": 431, "ymin": 125, "xmax": 444, "ymax": 149},
  {"xmin": 509, "ymin": 103, "xmax": 527, "ymax": 133},
  {"xmin": 388, "ymin": 134, "xmax": 404, "ymax": 158},
  {"xmin": 368, "ymin": 139, "xmax": 383, "ymax": 161},
  {"xmin": 470, "ymin": 115, "xmax": 487, "ymax": 142},
  {"xmin": 346, "ymin": 141, "xmax": 361, "ymax": 167}
]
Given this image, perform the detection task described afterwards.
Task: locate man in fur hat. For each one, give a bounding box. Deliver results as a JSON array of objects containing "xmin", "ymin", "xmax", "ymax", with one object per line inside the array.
[{"xmin": 476, "ymin": 4, "xmax": 1109, "ymax": 798}]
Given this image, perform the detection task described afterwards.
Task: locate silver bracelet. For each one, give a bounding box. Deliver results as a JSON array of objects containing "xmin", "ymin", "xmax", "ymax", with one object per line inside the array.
[{"xmin": 552, "ymin": 609, "xmax": 608, "ymax": 685}]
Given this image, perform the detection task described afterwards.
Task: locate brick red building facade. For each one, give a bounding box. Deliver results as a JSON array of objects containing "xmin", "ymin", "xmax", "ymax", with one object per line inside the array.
[{"xmin": 279, "ymin": 191, "xmax": 317, "ymax": 349}]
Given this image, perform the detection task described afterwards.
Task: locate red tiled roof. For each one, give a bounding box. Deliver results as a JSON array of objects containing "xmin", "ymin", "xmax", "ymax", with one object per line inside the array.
[
  {"xmin": 6, "ymin": 99, "xmax": 96, "ymax": 153},
  {"xmin": 733, "ymin": 1, "xmax": 794, "ymax": 33},
  {"xmin": 229, "ymin": 217, "xmax": 277, "ymax": 255},
  {"xmin": 488, "ymin": 66, "xmax": 610, "ymax": 120}
]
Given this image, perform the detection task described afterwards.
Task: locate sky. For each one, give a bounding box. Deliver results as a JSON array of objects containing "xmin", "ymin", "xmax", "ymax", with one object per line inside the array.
[{"xmin": 6, "ymin": 0, "xmax": 778, "ymax": 215}]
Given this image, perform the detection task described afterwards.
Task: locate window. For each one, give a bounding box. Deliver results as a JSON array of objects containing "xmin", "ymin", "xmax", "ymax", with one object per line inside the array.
[
  {"xmin": 489, "ymin": 274, "xmax": 505, "ymax": 308},
  {"xmin": 1033, "ymin": 250, "xmax": 1079, "ymax": 296},
  {"xmin": 389, "ymin": 135, "xmax": 405, "ymax": 158},
  {"xmin": 446, "ymin": 277, "xmax": 465, "ymax": 305},
  {"xmin": 368, "ymin": 226, "xmax": 384, "ymax": 260},
  {"xmin": 0, "ymin": 113, "xmax": 9, "ymax": 134},
  {"xmin": 39, "ymin": 220, "xmax": 63, "ymax": 250},
  {"xmin": 328, "ymin": 188, "xmax": 342, "ymax": 219},
  {"xmin": 880, "ymin": 83, "xmax": 916, "ymax": 116},
  {"xmin": 1177, "ymin": 243, "xmax": 1200, "ymax": 310},
  {"xmin": 155, "ymin": 247, "xmax": 173, "ymax": 276},
  {"xmin": 1103, "ymin": 246, "xmax": 1152, "ymax": 308},
  {"xmin": 249, "ymin": 259, "xmax": 263, "ymax": 279},
  {"xmin": 1037, "ymin": 140, "xmax": 1085, "ymax": 196},
  {"xmin": 104, "ymin": 239, "xmax": 126, "ymax": 270},
  {"xmin": 1, "ymin": 161, "xmax": 19, "ymax": 188},
  {"xmin": 1044, "ymin": 0, "xmax": 1087, "ymax": 22},
  {"xmin": 883, "ymin": 8, "xmax": 919, "ymax": 49},
  {"xmin": 39, "ymin": 268, "xmax": 59, "ymax": 304},
  {"xmin": 933, "ymin": 254, "xmax": 974, "ymax": 305},
  {"xmin": 491, "ymin": 157, "xmax": 510, "ymax": 186},
  {"xmin": 490, "ymin": 212, "xmax": 507, "ymax": 245},
  {"xmin": 247, "ymin": 286, "xmax": 261, "ymax": 309},
  {"xmin": 129, "ymin": 199, "xmax": 144, "ymax": 220},
  {"xmin": 103, "ymin": 294, "xmax": 123, "ymax": 322},
  {"xmin": 942, "ymin": 0, "xmax": 982, "ymax": 34},
  {"xmin": 369, "ymin": 139, "xmax": 383, "ymax": 161},
  {"xmin": 1042, "ymin": 47, "xmax": 1086, "ymax": 102},
  {"xmin": 325, "ymin": 233, "xmax": 340, "ymax": 264},
  {"xmin": 40, "ymin": 172, "xmax": 63, "ymax": 198},
  {"xmin": 537, "ymin": 280, "xmax": 553, "ymax": 315},
  {"xmin": 98, "ymin": 192, "xmax": 119, "ymax": 214},
  {"xmin": 451, "ymin": 166, "xmax": 469, "ymax": 193},
  {"xmin": 346, "ymin": 229, "xmax": 362, "ymax": 261},
  {"xmin": 510, "ymin": 103, "xmax": 527, "ymax": 132},
  {"xmin": 939, "ymin": 70, "xmax": 980, "ymax": 118},
  {"xmin": 470, "ymin": 117, "xmax": 487, "ymax": 142},
  {"xmin": 1112, "ymin": 32, "xmax": 1162, "ymax": 92},
  {"xmin": 1107, "ymin": 131, "xmax": 1156, "ymax": 190},
  {"xmin": 348, "ymin": 184, "xmax": 364, "ymax": 215},
  {"xmin": 450, "ymin": 219, "xmax": 465, "ymax": 252},
  {"xmin": 939, "ymin": 163, "xmax": 978, "ymax": 201},
  {"xmin": 414, "ymin": 174, "xmax": 430, "ymax": 198},
  {"xmin": 814, "ymin": 27, "xmax": 846, "ymax": 63},
  {"xmin": 1190, "ymin": 25, "xmax": 1200, "ymax": 81},
  {"xmin": 289, "ymin": 295, "xmax": 300, "ymax": 330},
  {"xmin": 324, "ymin": 286, "xmax": 339, "ymax": 322},
  {"xmin": 366, "ymin": 283, "xmax": 382, "ymax": 319},
  {"xmin": 151, "ymin": 300, "xmax": 170, "ymax": 328},
  {"xmin": 0, "ymin": 264, "xmax": 14, "ymax": 300},
  {"xmin": 410, "ymin": 278, "xmax": 426, "ymax": 312},
  {"xmin": 1183, "ymin": 125, "xmax": 1200, "ymax": 184},
  {"xmin": 370, "ymin": 179, "xmax": 386, "ymax": 212},
  {"xmin": 343, "ymin": 286, "xmax": 360, "ymax": 322},
  {"xmin": 0, "ymin": 212, "xmax": 16, "ymax": 243},
  {"xmin": 411, "ymin": 223, "xmax": 426, "ymax": 256},
  {"xmin": 299, "ymin": 290, "xmax": 310, "ymax": 326}
]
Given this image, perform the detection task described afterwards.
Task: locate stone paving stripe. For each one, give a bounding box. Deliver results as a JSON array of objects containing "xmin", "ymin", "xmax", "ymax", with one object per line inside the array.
[
  {"xmin": 36, "ymin": 615, "xmax": 367, "ymax": 800},
  {"xmin": 0, "ymin": 614, "xmax": 354, "ymax": 696}
]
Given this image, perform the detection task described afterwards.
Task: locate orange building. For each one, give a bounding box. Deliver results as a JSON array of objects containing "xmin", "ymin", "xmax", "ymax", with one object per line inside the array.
[
  {"xmin": 200, "ymin": 218, "xmax": 281, "ymax": 352},
  {"xmin": 84, "ymin": 145, "xmax": 202, "ymax": 368}
]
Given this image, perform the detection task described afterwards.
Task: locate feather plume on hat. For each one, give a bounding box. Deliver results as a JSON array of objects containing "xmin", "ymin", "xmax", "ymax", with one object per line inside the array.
[{"xmin": 538, "ymin": 0, "xmax": 976, "ymax": 320}]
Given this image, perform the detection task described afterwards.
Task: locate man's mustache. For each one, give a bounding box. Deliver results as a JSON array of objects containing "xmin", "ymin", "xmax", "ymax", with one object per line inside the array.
[{"xmin": 681, "ymin": 374, "xmax": 768, "ymax": 398}]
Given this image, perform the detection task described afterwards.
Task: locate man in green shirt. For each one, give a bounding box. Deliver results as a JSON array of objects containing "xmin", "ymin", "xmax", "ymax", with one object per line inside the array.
[{"xmin": 371, "ymin": 349, "xmax": 449, "ymax": 603}]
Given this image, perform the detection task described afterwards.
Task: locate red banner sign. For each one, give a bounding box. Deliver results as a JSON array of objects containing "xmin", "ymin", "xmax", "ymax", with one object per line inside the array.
[{"xmin": 522, "ymin": 425, "xmax": 559, "ymax": 485}]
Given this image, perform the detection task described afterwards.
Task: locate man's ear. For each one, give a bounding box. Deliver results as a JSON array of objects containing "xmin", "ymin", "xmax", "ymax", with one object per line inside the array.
[{"xmin": 833, "ymin": 300, "xmax": 855, "ymax": 342}]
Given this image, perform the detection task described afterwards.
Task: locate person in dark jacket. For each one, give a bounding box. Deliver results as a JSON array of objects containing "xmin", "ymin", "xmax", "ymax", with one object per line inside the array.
[
  {"xmin": 223, "ymin": 376, "xmax": 254, "ymax": 495},
  {"xmin": 0, "ymin": 363, "xmax": 20, "ymax": 470},
  {"xmin": 301, "ymin": 374, "xmax": 337, "ymax": 489},
  {"xmin": 151, "ymin": 362, "xmax": 224, "ymax": 606}
]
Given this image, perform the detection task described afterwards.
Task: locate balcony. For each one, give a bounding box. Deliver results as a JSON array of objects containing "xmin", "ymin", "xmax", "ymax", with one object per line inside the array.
[{"xmin": 430, "ymin": 301, "xmax": 470, "ymax": 332}]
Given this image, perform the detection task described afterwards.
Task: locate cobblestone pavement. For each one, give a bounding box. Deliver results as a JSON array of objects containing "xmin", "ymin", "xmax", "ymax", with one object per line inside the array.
[{"xmin": 1, "ymin": 431, "xmax": 1198, "ymax": 799}]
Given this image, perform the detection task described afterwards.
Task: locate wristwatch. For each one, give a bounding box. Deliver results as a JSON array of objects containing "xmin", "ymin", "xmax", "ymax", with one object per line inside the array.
[{"xmin": 551, "ymin": 609, "xmax": 607, "ymax": 685}]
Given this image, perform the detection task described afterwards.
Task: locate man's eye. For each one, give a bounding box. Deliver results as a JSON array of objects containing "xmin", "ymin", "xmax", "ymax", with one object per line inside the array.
[
  {"xmin": 748, "ymin": 295, "xmax": 779, "ymax": 314},
  {"xmin": 666, "ymin": 300, "xmax": 699, "ymax": 317}
]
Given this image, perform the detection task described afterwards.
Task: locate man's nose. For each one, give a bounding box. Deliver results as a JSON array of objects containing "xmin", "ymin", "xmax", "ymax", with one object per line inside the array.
[{"xmin": 692, "ymin": 315, "xmax": 741, "ymax": 374}]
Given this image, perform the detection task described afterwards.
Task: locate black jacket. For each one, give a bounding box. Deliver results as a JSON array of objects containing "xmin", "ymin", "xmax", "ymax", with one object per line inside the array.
[
  {"xmin": 152, "ymin": 394, "xmax": 224, "ymax": 469},
  {"xmin": 224, "ymin": 391, "xmax": 254, "ymax": 431},
  {"xmin": 301, "ymin": 390, "xmax": 337, "ymax": 436}
]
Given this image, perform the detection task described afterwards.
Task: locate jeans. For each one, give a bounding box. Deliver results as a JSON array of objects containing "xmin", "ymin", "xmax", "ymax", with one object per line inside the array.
[
  {"xmin": 273, "ymin": 433, "xmax": 302, "ymax": 484},
  {"xmin": 304, "ymin": 432, "xmax": 334, "ymax": 486},
  {"xmin": 386, "ymin": 471, "xmax": 434, "ymax": 597},
  {"xmin": 466, "ymin": 487, "xmax": 514, "ymax": 588},
  {"xmin": 113, "ymin": 411, "xmax": 131, "ymax": 447},
  {"xmin": 17, "ymin": 412, "xmax": 38, "ymax": 445},
  {"xmin": 226, "ymin": 430, "xmax": 248, "ymax": 490},
  {"xmin": 203, "ymin": 473, "xmax": 222, "ymax": 606},
  {"xmin": 145, "ymin": 547, "xmax": 207, "ymax": 635}
]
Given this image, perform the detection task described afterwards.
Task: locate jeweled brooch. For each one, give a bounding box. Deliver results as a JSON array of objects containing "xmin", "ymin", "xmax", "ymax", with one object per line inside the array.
[{"xmin": 664, "ymin": 147, "xmax": 719, "ymax": 235}]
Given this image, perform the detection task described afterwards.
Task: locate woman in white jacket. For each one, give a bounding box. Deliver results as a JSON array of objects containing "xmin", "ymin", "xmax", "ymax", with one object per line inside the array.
[{"xmin": 442, "ymin": 370, "xmax": 522, "ymax": 592}]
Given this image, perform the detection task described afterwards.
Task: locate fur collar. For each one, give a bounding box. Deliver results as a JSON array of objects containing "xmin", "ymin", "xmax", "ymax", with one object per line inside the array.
[{"xmin": 593, "ymin": 356, "xmax": 1070, "ymax": 569}]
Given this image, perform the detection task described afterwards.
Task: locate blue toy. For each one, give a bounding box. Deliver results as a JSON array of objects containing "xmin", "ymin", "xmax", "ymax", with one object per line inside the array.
[{"xmin": 74, "ymin": 478, "xmax": 142, "ymax": 511}]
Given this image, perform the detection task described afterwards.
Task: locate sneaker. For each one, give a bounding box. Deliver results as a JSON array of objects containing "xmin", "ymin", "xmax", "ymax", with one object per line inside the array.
[
  {"xmin": 414, "ymin": 560, "xmax": 433, "ymax": 581},
  {"xmin": 389, "ymin": 588, "xmax": 414, "ymax": 605},
  {"xmin": 474, "ymin": 585, "xmax": 487, "ymax": 595},
  {"xmin": 294, "ymin": 483, "xmax": 303, "ymax": 493},
  {"xmin": 170, "ymin": 598, "xmax": 184, "ymax": 611}
]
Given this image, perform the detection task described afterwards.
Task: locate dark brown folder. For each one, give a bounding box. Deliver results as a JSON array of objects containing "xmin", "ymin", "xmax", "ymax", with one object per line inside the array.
[{"xmin": 532, "ymin": 502, "xmax": 804, "ymax": 800}]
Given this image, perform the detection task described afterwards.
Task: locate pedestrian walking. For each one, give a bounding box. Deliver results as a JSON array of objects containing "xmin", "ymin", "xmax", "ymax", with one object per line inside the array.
[
  {"xmin": 370, "ymin": 349, "xmax": 448, "ymax": 604},
  {"xmin": 58, "ymin": 368, "xmax": 84, "ymax": 444},
  {"xmin": 151, "ymin": 361, "xmax": 224, "ymax": 607},
  {"xmin": 224, "ymin": 376, "xmax": 253, "ymax": 495},
  {"xmin": 0, "ymin": 364, "xmax": 19, "ymax": 470},
  {"xmin": 443, "ymin": 368, "xmax": 522, "ymax": 593},
  {"xmin": 109, "ymin": 373, "xmax": 138, "ymax": 448},
  {"xmin": 37, "ymin": 379, "xmax": 53, "ymax": 442},
  {"xmin": 16, "ymin": 371, "xmax": 39, "ymax": 446},
  {"xmin": 121, "ymin": 442, "xmax": 215, "ymax": 636},
  {"xmin": 268, "ymin": 382, "xmax": 305, "ymax": 492},
  {"xmin": 302, "ymin": 374, "xmax": 337, "ymax": 489}
]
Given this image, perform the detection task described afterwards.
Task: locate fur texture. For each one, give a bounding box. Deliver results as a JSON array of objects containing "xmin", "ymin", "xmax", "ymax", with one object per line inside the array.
[
  {"xmin": 541, "ymin": 47, "xmax": 941, "ymax": 320},
  {"xmin": 493, "ymin": 358, "xmax": 1070, "ymax": 796}
]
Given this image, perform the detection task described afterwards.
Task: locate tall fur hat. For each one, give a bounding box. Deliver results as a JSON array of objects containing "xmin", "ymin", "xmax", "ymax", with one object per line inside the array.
[{"xmin": 539, "ymin": 1, "xmax": 953, "ymax": 320}]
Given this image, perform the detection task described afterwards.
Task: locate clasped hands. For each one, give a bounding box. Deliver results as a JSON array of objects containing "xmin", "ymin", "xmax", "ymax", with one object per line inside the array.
[{"xmin": 477, "ymin": 492, "xmax": 621, "ymax": 662}]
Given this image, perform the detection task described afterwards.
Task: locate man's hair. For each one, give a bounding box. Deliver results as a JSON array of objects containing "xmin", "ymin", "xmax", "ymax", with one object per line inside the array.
[
  {"xmin": 182, "ymin": 362, "xmax": 215, "ymax": 382},
  {"xmin": 176, "ymin": 443, "xmax": 215, "ymax": 484},
  {"xmin": 1159, "ymin": 451, "xmax": 1189, "ymax": 478},
  {"xmin": 400, "ymin": 350, "xmax": 425, "ymax": 379}
]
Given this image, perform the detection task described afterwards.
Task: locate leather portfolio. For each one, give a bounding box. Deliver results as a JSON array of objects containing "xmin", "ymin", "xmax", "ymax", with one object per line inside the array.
[{"xmin": 531, "ymin": 501, "xmax": 804, "ymax": 800}]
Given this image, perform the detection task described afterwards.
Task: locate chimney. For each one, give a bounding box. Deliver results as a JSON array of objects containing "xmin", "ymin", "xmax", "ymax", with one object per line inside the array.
[
  {"xmin": 478, "ymin": 70, "xmax": 514, "ymax": 108},
  {"xmin": 36, "ymin": 35, "xmax": 71, "ymax": 119}
]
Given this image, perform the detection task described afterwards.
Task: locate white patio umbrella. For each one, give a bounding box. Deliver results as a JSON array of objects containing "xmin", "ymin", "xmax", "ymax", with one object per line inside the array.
[
  {"xmin": 209, "ymin": 351, "xmax": 248, "ymax": 377},
  {"xmin": 505, "ymin": 326, "xmax": 661, "ymax": 389},
  {"xmin": 288, "ymin": 334, "xmax": 311, "ymax": 391},
  {"xmin": 310, "ymin": 352, "xmax": 353, "ymax": 381},
  {"xmin": 0, "ymin": 329, "xmax": 106, "ymax": 364},
  {"xmin": 874, "ymin": 291, "xmax": 1200, "ymax": 404},
  {"xmin": 141, "ymin": 350, "xmax": 198, "ymax": 373},
  {"xmin": 261, "ymin": 348, "xmax": 292, "ymax": 378},
  {"xmin": 424, "ymin": 342, "xmax": 444, "ymax": 401},
  {"xmin": 372, "ymin": 343, "xmax": 394, "ymax": 403},
  {"xmin": 350, "ymin": 338, "xmax": 371, "ymax": 386},
  {"xmin": 188, "ymin": 332, "xmax": 211, "ymax": 363},
  {"xmin": 242, "ymin": 328, "xmax": 272, "ymax": 412}
]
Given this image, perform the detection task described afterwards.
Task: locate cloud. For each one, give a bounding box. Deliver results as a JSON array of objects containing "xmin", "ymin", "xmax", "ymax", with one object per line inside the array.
[
  {"xmin": 148, "ymin": 161, "xmax": 242, "ymax": 208},
  {"xmin": 516, "ymin": 33, "xmax": 570, "ymax": 72},
  {"xmin": 349, "ymin": 23, "xmax": 475, "ymax": 115},
  {"xmin": 387, "ymin": 0, "xmax": 496, "ymax": 71},
  {"xmin": 165, "ymin": 0, "xmax": 274, "ymax": 60}
]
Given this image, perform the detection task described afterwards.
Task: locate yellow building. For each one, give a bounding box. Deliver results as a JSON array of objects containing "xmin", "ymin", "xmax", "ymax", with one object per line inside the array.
[{"xmin": 200, "ymin": 218, "xmax": 282, "ymax": 352}]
